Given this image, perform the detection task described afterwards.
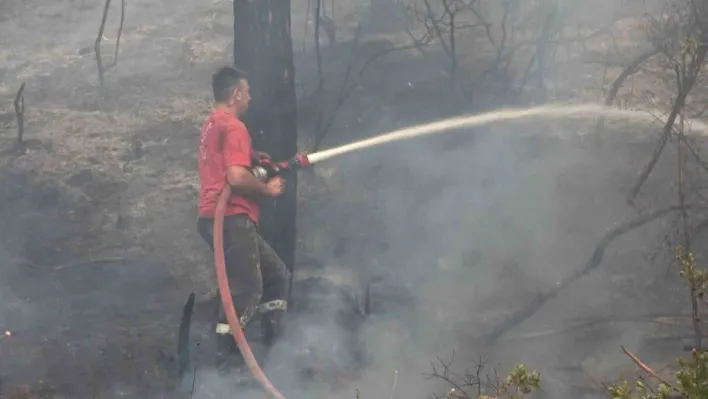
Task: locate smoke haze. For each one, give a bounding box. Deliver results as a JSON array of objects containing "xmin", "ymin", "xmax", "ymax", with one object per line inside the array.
[{"xmin": 0, "ymin": 0, "xmax": 701, "ymax": 398}]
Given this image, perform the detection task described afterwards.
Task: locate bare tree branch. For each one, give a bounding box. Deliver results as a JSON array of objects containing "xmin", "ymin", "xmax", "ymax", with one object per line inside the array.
[
  {"xmin": 95, "ymin": 0, "xmax": 112, "ymax": 90},
  {"xmin": 312, "ymin": 28, "xmax": 433, "ymax": 151},
  {"xmin": 627, "ymin": 41, "xmax": 708, "ymax": 205},
  {"xmin": 595, "ymin": 48, "xmax": 661, "ymax": 133},
  {"xmin": 314, "ymin": 0, "xmax": 324, "ymax": 136},
  {"xmin": 94, "ymin": 0, "xmax": 124, "ymax": 90},
  {"xmin": 105, "ymin": 0, "xmax": 125, "ymax": 71}
]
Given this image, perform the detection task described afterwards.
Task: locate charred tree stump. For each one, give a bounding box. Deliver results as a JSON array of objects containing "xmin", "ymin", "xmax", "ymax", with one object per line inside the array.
[
  {"xmin": 233, "ymin": 0, "xmax": 299, "ymax": 299},
  {"xmin": 177, "ymin": 292, "xmax": 195, "ymax": 393}
]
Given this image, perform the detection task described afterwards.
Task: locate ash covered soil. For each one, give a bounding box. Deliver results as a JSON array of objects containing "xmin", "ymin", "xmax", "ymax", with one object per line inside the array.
[{"xmin": 2, "ymin": 0, "xmax": 708, "ymax": 398}]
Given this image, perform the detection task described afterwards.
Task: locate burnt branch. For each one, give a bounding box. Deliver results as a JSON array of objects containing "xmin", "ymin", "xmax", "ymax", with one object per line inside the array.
[
  {"xmin": 95, "ymin": 0, "xmax": 112, "ymax": 90},
  {"xmin": 312, "ymin": 26, "xmax": 433, "ymax": 151},
  {"xmin": 94, "ymin": 0, "xmax": 124, "ymax": 90},
  {"xmin": 594, "ymin": 48, "xmax": 661, "ymax": 133},
  {"xmin": 627, "ymin": 42, "xmax": 708, "ymax": 205},
  {"xmin": 301, "ymin": 0, "xmax": 311, "ymax": 53},
  {"xmin": 423, "ymin": 355, "xmax": 528, "ymax": 399},
  {"xmin": 627, "ymin": 0, "xmax": 708, "ymax": 203},
  {"xmin": 424, "ymin": 352, "xmax": 478, "ymax": 398},
  {"xmin": 314, "ymin": 0, "xmax": 324, "ymax": 135},
  {"xmin": 105, "ymin": 0, "xmax": 125, "ymax": 71},
  {"xmin": 13, "ymin": 82, "xmax": 25, "ymax": 147},
  {"xmin": 469, "ymin": 2, "xmax": 515, "ymax": 89},
  {"xmin": 676, "ymin": 107, "xmax": 703, "ymax": 349},
  {"xmin": 678, "ymin": 134, "xmax": 708, "ymax": 175},
  {"xmin": 406, "ymin": 0, "xmax": 481, "ymax": 86}
]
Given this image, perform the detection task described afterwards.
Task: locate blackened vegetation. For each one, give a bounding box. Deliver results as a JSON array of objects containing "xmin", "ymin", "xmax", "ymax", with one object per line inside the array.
[{"xmin": 232, "ymin": 0, "xmax": 299, "ymax": 298}]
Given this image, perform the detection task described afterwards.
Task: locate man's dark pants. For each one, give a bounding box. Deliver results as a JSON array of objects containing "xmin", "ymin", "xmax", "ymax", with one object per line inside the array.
[{"xmin": 197, "ymin": 214, "xmax": 290, "ymax": 347}]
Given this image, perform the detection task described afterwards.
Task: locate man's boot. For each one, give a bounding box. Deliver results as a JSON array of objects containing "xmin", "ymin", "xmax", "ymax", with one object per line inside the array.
[{"xmin": 261, "ymin": 309, "xmax": 285, "ymax": 347}]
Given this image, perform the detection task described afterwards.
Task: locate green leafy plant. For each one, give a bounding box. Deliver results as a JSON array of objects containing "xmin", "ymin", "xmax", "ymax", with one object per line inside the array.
[{"xmin": 479, "ymin": 364, "xmax": 541, "ymax": 399}]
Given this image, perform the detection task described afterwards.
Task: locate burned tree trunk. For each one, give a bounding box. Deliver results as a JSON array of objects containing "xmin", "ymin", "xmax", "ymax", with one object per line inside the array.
[{"xmin": 233, "ymin": 1, "xmax": 298, "ymax": 279}]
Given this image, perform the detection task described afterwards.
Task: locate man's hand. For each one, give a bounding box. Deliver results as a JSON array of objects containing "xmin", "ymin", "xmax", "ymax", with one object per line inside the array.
[{"xmin": 265, "ymin": 176, "xmax": 285, "ymax": 197}]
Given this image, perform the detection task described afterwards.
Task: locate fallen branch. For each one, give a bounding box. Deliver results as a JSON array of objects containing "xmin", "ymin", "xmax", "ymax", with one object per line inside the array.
[
  {"xmin": 13, "ymin": 82, "xmax": 25, "ymax": 148},
  {"xmin": 621, "ymin": 345, "xmax": 678, "ymax": 391},
  {"xmin": 485, "ymin": 204, "xmax": 708, "ymax": 344}
]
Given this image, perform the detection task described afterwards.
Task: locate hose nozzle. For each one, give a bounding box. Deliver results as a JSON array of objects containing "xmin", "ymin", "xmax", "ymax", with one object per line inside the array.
[
  {"xmin": 252, "ymin": 152, "xmax": 310, "ymax": 182},
  {"xmin": 286, "ymin": 152, "xmax": 310, "ymax": 170}
]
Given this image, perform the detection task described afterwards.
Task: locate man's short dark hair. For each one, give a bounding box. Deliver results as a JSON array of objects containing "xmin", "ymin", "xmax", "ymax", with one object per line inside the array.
[{"xmin": 212, "ymin": 66, "xmax": 247, "ymax": 103}]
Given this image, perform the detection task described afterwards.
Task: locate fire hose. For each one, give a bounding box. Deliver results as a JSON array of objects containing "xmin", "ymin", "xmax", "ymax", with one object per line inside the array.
[{"xmin": 212, "ymin": 153, "xmax": 309, "ymax": 399}]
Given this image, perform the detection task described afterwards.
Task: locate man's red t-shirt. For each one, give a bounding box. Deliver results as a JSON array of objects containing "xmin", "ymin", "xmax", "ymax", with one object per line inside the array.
[{"xmin": 197, "ymin": 108, "xmax": 259, "ymax": 223}]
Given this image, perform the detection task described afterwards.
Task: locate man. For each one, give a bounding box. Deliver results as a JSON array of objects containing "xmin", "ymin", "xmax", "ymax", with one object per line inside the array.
[{"xmin": 196, "ymin": 66, "xmax": 291, "ymax": 351}]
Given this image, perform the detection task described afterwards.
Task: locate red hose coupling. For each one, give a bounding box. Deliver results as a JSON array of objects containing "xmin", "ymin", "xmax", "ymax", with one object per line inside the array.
[{"xmin": 294, "ymin": 152, "xmax": 310, "ymax": 169}]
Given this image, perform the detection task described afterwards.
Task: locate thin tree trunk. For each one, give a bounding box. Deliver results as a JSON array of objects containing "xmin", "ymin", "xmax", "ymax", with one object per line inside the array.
[
  {"xmin": 314, "ymin": 0, "xmax": 324, "ymax": 135},
  {"xmin": 233, "ymin": 0, "xmax": 299, "ymax": 296},
  {"xmin": 627, "ymin": 44, "xmax": 708, "ymax": 204}
]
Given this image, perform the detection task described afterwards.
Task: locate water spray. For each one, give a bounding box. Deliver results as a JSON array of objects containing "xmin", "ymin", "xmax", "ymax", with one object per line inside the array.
[
  {"xmin": 260, "ymin": 103, "xmax": 708, "ymax": 173},
  {"xmin": 210, "ymin": 102, "xmax": 708, "ymax": 398},
  {"xmin": 306, "ymin": 103, "xmax": 708, "ymax": 164}
]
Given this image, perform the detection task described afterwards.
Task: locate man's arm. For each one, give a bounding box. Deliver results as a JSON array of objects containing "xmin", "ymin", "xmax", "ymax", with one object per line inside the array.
[
  {"xmin": 226, "ymin": 165, "xmax": 271, "ymax": 196},
  {"xmin": 224, "ymin": 124, "xmax": 278, "ymax": 197}
]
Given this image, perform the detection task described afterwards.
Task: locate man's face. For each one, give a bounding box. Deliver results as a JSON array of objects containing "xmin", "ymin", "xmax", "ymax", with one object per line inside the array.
[{"xmin": 232, "ymin": 78, "xmax": 251, "ymax": 115}]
